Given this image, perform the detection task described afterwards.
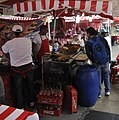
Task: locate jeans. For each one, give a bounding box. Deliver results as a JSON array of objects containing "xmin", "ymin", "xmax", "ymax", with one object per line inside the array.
[
  {"xmin": 97, "ymin": 62, "xmax": 111, "ymax": 95},
  {"xmin": 12, "ymin": 63, "xmax": 34, "ymax": 109}
]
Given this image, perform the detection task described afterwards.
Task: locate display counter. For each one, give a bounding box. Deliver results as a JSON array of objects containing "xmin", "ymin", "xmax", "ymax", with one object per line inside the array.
[{"xmin": 43, "ymin": 50, "xmax": 88, "ymax": 87}]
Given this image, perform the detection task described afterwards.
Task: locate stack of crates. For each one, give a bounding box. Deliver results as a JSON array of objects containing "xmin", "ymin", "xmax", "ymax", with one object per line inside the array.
[{"xmin": 37, "ymin": 83, "xmax": 63, "ymax": 117}]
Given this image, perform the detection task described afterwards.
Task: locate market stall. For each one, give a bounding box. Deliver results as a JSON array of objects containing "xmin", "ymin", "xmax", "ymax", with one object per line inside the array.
[
  {"xmin": 13, "ymin": 0, "xmax": 113, "ymax": 41},
  {"xmin": 0, "ymin": 0, "xmax": 113, "ymax": 117},
  {"xmin": 0, "ymin": 15, "xmax": 46, "ymax": 47},
  {"xmin": 12, "ymin": 0, "xmax": 113, "ymax": 49}
]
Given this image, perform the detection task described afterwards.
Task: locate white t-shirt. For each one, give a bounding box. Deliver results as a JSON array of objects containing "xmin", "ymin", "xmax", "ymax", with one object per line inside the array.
[
  {"xmin": 2, "ymin": 37, "xmax": 33, "ymax": 67},
  {"xmin": 32, "ymin": 34, "xmax": 42, "ymax": 52},
  {"xmin": 32, "ymin": 34, "xmax": 48, "ymax": 52},
  {"xmin": 105, "ymin": 35, "xmax": 112, "ymax": 60}
]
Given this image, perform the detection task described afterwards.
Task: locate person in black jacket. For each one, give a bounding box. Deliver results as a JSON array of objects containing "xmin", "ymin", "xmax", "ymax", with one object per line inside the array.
[{"xmin": 85, "ymin": 27, "xmax": 111, "ymax": 98}]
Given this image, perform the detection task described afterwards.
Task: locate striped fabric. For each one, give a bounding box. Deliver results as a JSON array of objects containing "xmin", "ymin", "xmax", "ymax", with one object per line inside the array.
[
  {"xmin": 0, "ymin": 15, "xmax": 47, "ymax": 21},
  {"xmin": 0, "ymin": 104, "xmax": 39, "ymax": 120},
  {"xmin": 13, "ymin": 0, "xmax": 112, "ymax": 17},
  {"xmin": 0, "ymin": 15, "xmax": 42, "ymax": 21}
]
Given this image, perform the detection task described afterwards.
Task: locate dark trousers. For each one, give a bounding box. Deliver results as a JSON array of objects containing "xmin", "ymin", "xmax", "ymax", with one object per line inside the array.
[{"xmin": 12, "ymin": 63, "xmax": 34, "ymax": 109}]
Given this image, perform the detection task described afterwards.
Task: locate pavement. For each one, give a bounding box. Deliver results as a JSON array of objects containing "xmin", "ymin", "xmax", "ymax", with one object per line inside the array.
[{"xmin": 40, "ymin": 106, "xmax": 89, "ymax": 120}]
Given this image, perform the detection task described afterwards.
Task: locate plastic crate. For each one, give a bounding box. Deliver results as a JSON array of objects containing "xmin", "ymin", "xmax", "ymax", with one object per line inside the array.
[
  {"xmin": 66, "ymin": 85, "xmax": 78, "ymax": 113},
  {"xmin": 37, "ymin": 104, "xmax": 62, "ymax": 117}
]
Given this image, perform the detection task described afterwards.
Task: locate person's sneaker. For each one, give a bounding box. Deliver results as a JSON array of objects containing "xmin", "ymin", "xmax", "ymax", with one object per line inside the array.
[
  {"xmin": 98, "ymin": 94, "xmax": 101, "ymax": 98},
  {"xmin": 105, "ymin": 92, "xmax": 110, "ymax": 96}
]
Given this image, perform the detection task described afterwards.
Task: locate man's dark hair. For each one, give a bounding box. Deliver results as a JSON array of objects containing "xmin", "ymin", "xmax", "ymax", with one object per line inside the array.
[{"xmin": 86, "ymin": 27, "xmax": 97, "ymax": 35}]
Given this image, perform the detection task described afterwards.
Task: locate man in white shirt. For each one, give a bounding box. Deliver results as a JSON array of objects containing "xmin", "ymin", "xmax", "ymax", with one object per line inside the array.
[{"xmin": 2, "ymin": 25, "xmax": 34, "ymax": 109}]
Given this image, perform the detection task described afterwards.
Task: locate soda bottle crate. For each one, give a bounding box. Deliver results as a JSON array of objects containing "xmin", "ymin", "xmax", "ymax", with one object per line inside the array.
[
  {"xmin": 37, "ymin": 83, "xmax": 63, "ymax": 105},
  {"xmin": 37, "ymin": 90, "xmax": 63, "ymax": 105},
  {"xmin": 37, "ymin": 104, "xmax": 62, "ymax": 117},
  {"xmin": 66, "ymin": 85, "xmax": 78, "ymax": 113}
]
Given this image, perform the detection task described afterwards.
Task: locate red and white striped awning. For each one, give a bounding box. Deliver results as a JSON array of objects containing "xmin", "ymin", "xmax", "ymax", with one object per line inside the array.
[
  {"xmin": 0, "ymin": 104, "xmax": 39, "ymax": 120},
  {"xmin": 63, "ymin": 15, "xmax": 104, "ymax": 22},
  {"xmin": 0, "ymin": 15, "xmax": 45, "ymax": 21},
  {"xmin": 13, "ymin": 0, "xmax": 112, "ymax": 18}
]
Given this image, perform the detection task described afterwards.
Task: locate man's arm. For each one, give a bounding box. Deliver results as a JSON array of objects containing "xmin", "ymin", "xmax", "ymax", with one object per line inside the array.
[
  {"xmin": 32, "ymin": 34, "xmax": 42, "ymax": 61},
  {"xmin": 1, "ymin": 42, "xmax": 10, "ymax": 61},
  {"xmin": 101, "ymin": 37, "xmax": 111, "ymax": 62},
  {"xmin": 85, "ymin": 42, "xmax": 94, "ymax": 63}
]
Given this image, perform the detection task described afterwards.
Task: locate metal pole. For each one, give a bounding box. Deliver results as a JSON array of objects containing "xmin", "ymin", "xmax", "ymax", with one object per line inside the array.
[
  {"xmin": 52, "ymin": 9, "xmax": 66, "ymax": 53},
  {"xmin": 48, "ymin": 16, "xmax": 51, "ymax": 40},
  {"xmin": 107, "ymin": 18, "xmax": 110, "ymax": 33},
  {"xmin": 74, "ymin": 16, "xmax": 76, "ymax": 34},
  {"xmin": 52, "ymin": 14, "xmax": 56, "ymax": 53}
]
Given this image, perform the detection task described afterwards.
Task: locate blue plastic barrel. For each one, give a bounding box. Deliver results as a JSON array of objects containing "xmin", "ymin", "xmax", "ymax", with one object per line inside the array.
[{"xmin": 74, "ymin": 65, "xmax": 99, "ymax": 107}]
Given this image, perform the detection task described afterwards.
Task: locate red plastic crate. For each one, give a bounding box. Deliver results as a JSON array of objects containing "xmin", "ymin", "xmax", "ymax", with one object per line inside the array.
[
  {"xmin": 37, "ymin": 104, "xmax": 62, "ymax": 117},
  {"xmin": 110, "ymin": 65, "xmax": 119, "ymax": 83},
  {"xmin": 66, "ymin": 85, "xmax": 78, "ymax": 113},
  {"xmin": 37, "ymin": 89, "xmax": 63, "ymax": 105},
  {"xmin": 116, "ymin": 54, "xmax": 119, "ymax": 64},
  {"xmin": 37, "ymin": 94, "xmax": 63, "ymax": 105}
]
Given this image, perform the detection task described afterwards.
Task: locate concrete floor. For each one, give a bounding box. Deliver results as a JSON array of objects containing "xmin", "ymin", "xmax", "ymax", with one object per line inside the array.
[
  {"xmin": 92, "ymin": 45, "xmax": 119, "ymax": 114},
  {"xmin": 40, "ymin": 45, "xmax": 119, "ymax": 120}
]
